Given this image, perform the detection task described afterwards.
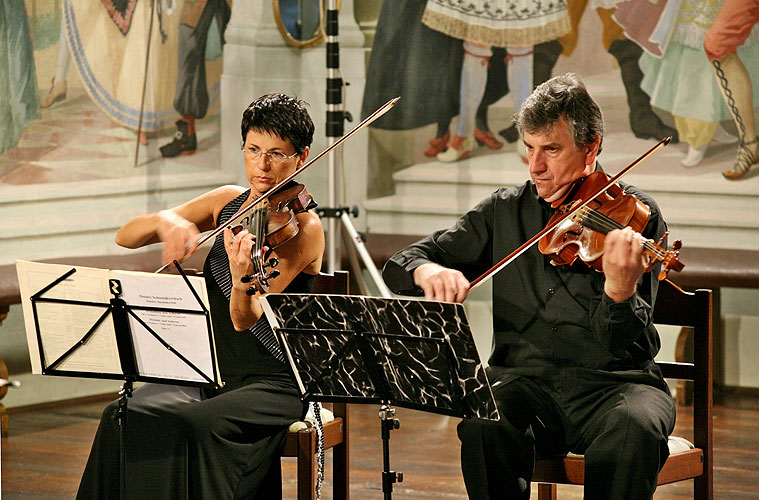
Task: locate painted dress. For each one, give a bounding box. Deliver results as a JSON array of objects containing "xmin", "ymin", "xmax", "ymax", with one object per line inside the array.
[
  {"xmin": 62, "ymin": 0, "xmax": 222, "ymax": 132},
  {"xmin": 0, "ymin": 0, "xmax": 40, "ymax": 153},
  {"xmin": 422, "ymin": 0, "xmax": 571, "ymax": 46},
  {"xmin": 637, "ymin": 0, "xmax": 759, "ymax": 123}
]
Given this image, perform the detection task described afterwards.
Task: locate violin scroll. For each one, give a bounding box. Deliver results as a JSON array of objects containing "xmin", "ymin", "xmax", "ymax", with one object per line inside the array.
[{"xmin": 655, "ymin": 235, "xmax": 684, "ymax": 281}]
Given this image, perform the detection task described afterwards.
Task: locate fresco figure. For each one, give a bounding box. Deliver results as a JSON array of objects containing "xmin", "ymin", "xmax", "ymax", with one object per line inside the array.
[
  {"xmin": 160, "ymin": 0, "xmax": 232, "ymax": 158},
  {"xmin": 39, "ymin": 17, "xmax": 69, "ymax": 111},
  {"xmin": 705, "ymin": 0, "xmax": 759, "ymax": 179},
  {"xmin": 421, "ymin": 0, "xmax": 571, "ymax": 162},
  {"xmin": 361, "ymin": 1, "xmax": 508, "ymax": 156},
  {"xmin": 539, "ymin": 0, "xmax": 680, "ymax": 143},
  {"xmin": 36, "ymin": 0, "xmax": 217, "ymax": 149},
  {"xmin": 0, "ymin": 0, "xmax": 40, "ymax": 154},
  {"xmin": 635, "ymin": 0, "xmax": 756, "ymax": 167}
]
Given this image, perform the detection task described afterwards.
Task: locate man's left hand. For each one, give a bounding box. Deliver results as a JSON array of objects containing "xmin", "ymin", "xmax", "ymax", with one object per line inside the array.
[{"xmin": 602, "ymin": 227, "xmax": 650, "ymax": 302}]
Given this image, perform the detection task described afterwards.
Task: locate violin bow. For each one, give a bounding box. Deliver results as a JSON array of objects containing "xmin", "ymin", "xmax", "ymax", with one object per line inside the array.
[
  {"xmin": 468, "ymin": 136, "xmax": 672, "ymax": 291},
  {"xmin": 155, "ymin": 96, "xmax": 400, "ymax": 273}
]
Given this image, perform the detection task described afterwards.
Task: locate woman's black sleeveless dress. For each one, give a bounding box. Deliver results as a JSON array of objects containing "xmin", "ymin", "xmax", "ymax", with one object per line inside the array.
[{"xmin": 77, "ymin": 187, "xmax": 317, "ymax": 500}]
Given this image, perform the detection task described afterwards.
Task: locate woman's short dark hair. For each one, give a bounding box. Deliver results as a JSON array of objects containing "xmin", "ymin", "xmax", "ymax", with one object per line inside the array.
[
  {"xmin": 515, "ymin": 73, "xmax": 604, "ymax": 154},
  {"xmin": 241, "ymin": 93, "xmax": 315, "ymax": 154}
]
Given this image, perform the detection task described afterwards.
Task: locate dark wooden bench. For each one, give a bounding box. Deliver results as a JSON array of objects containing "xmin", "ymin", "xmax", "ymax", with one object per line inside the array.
[{"xmin": 2, "ymin": 236, "xmax": 758, "ymax": 412}]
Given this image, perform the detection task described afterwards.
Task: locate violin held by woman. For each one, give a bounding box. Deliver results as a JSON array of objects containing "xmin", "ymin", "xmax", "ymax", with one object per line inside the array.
[{"xmin": 231, "ymin": 183, "xmax": 315, "ymax": 295}]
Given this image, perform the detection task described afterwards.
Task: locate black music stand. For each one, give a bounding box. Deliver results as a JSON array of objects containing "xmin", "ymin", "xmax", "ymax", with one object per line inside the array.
[
  {"xmin": 24, "ymin": 261, "xmax": 220, "ymax": 500},
  {"xmin": 261, "ymin": 294, "xmax": 498, "ymax": 499}
]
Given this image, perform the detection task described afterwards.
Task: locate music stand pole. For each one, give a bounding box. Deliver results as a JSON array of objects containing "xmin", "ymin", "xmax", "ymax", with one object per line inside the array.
[
  {"xmin": 117, "ymin": 378, "xmax": 134, "ymax": 500},
  {"xmin": 379, "ymin": 405, "xmax": 403, "ymax": 499}
]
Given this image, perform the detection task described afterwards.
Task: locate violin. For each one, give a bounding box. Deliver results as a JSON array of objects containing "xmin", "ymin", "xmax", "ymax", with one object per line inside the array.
[
  {"xmin": 538, "ymin": 171, "xmax": 684, "ymax": 280},
  {"xmin": 234, "ymin": 183, "xmax": 314, "ymax": 295}
]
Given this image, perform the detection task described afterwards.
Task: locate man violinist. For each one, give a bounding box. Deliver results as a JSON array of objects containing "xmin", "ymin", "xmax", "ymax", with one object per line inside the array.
[
  {"xmin": 77, "ymin": 93, "xmax": 325, "ymax": 499},
  {"xmin": 382, "ymin": 73, "xmax": 676, "ymax": 500}
]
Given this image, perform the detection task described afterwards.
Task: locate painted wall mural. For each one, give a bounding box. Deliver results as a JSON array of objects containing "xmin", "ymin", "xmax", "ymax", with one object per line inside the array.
[
  {"xmin": 361, "ymin": 0, "xmax": 759, "ymax": 196},
  {"xmin": 0, "ymin": 0, "xmax": 225, "ymax": 186}
]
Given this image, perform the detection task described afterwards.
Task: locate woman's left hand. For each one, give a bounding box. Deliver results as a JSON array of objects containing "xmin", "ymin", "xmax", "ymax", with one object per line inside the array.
[{"xmin": 224, "ymin": 228, "xmax": 256, "ymax": 291}]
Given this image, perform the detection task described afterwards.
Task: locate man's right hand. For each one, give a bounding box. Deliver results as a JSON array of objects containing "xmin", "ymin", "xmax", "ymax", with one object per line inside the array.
[{"xmin": 413, "ymin": 263, "xmax": 470, "ymax": 303}]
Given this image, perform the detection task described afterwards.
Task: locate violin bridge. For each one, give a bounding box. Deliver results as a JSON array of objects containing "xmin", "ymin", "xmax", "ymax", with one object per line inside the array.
[{"xmin": 559, "ymin": 199, "xmax": 582, "ymax": 214}]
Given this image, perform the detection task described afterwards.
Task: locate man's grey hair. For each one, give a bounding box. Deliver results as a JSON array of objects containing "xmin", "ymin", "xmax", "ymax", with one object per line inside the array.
[{"xmin": 514, "ymin": 73, "xmax": 604, "ymax": 154}]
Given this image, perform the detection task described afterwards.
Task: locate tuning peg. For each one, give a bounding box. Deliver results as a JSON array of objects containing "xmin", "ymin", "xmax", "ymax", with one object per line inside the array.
[
  {"xmin": 246, "ymin": 286, "xmax": 258, "ymax": 296},
  {"xmin": 267, "ymin": 269, "xmax": 280, "ymax": 280},
  {"xmin": 241, "ymin": 274, "xmax": 253, "ymax": 283}
]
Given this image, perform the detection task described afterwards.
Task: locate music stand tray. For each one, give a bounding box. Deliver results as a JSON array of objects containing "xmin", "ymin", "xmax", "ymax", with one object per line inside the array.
[{"xmin": 16, "ymin": 260, "xmax": 221, "ymax": 388}]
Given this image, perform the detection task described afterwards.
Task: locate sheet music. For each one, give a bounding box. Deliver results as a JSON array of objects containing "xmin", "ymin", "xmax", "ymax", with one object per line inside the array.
[
  {"xmin": 16, "ymin": 260, "xmax": 220, "ymax": 387},
  {"xmin": 16, "ymin": 260, "xmax": 122, "ymax": 375},
  {"xmin": 113, "ymin": 270, "xmax": 218, "ymax": 384}
]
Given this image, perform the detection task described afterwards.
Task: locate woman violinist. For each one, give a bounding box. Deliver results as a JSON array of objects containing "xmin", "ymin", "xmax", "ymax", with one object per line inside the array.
[
  {"xmin": 77, "ymin": 93, "xmax": 325, "ymax": 500},
  {"xmin": 383, "ymin": 74, "xmax": 677, "ymax": 500}
]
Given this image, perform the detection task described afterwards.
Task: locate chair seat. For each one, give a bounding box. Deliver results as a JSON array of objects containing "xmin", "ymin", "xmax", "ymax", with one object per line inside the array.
[
  {"xmin": 288, "ymin": 406, "xmax": 335, "ymax": 432},
  {"xmin": 534, "ymin": 437, "xmax": 703, "ymax": 486},
  {"xmin": 282, "ymin": 416, "xmax": 346, "ymax": 456},
  {"xmin": 563, "ymin": 435, "xmax": 694, "ymax": 460}
]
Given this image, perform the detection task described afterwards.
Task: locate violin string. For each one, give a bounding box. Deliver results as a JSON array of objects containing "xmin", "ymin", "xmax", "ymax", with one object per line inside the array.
[
  {"xmin": 253, "ymin": 204, "xmax": 265, "ymax": 261},
  {"xmin": 581, "ymin": 208, "xmax": 665, "ymax": 258},
  {"xmin": 580, "ymin": 208, "xmax": 666, "ymax": 259}
]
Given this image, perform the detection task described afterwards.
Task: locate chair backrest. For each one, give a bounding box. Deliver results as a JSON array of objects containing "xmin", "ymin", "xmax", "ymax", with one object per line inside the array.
[
  {"xmin": 311, "ymin": 270, "xmax": 350, "ymax": 295},
  {"xmin": 652, "ymin": 279, "xmax": 713, "ymax": 495}
]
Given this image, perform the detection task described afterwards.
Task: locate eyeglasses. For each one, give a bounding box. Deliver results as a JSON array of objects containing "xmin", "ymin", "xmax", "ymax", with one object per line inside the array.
[{"xmin": 242, "ymin": 145, "xmax": 299, "ymax": 164}]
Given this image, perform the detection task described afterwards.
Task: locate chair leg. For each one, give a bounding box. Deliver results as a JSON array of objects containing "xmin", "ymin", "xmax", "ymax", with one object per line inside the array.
[
  {"xmin": 333, "ymin": 436, "xmax": 349, "ymax": 500},
  {"xmin": 537, "ymin": 483, "xmax": 558, "ymax": 500},
  {"xmin": 297, "ymin": 431, "xmax": 316, "ymax": 500},
  {"xmin": 694, "ymin": 473, "xmax": 713, "ymax": 500}
]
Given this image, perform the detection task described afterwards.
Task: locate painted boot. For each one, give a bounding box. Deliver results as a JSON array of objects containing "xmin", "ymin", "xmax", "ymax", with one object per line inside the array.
[
  {"xmin": 160, "ymin": 119, "xmax": 197, "ymax": 157},
  {"xmin": 609, "ymin": 39, "xmax": 678, "ymax": 143}
]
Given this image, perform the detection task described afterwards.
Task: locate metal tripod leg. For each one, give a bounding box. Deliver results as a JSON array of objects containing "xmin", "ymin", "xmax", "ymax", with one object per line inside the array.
[{"xmin": 340, "ymin": 212, "xmax": 392, "ymax": 298}]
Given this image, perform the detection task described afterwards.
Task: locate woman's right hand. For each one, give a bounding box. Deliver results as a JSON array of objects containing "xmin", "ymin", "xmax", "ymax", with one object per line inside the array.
[{"xmin": 155, "ymin": 210, "xmax": 201, "ymax": 265}]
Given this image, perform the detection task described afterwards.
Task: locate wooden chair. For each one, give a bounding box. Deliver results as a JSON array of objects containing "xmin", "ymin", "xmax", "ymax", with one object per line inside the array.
[
  {"xmin": 533, "ymin": 279, "xmax": 713, "ymax": 499},
  {"xmin": 280, "ymin": 270, "xmax": 350, "ymax": 500}
]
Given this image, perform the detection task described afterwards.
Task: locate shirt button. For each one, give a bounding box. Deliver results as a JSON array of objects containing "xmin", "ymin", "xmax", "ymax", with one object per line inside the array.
[{"xmin": 548, "ymin": 288, "xmax": 555, "ymax": 294}]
